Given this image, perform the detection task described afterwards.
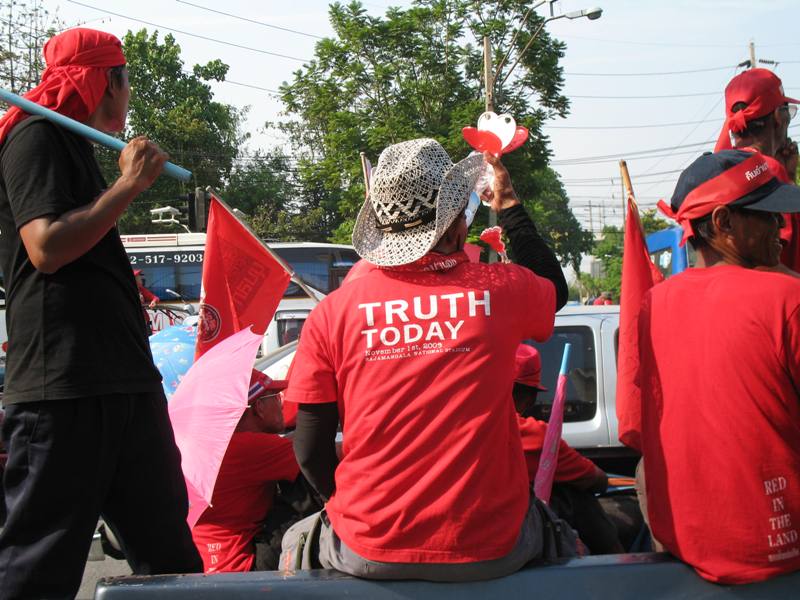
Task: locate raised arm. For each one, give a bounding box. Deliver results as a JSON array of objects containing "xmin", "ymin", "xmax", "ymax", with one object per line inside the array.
[{"xmin": 483, "ymin": 152, "xmax": 569, "ymax": 311}]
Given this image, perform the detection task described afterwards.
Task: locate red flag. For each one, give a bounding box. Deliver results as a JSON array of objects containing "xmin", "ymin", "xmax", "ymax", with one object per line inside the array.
[
  {"xmin": 615, "ymin": 196, "xmax": 664, "ymax": 452},
  {"xmin": 195, "ymin": 196, "xmax": 292, "ymax": 359}
]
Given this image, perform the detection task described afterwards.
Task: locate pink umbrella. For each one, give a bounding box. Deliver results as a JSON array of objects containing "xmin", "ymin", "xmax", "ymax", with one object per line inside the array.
[
  {"xmin": 168, "ymin": 327, "xmax": 264, "ymax": 527},
  {"xmin": 534, "ymin": 343, "xmax": 573, "ymax": 504}
]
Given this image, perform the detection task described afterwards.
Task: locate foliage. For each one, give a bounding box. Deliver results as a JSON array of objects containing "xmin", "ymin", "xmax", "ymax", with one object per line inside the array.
[
  {"xmin": 277, "ymin": 0, "xmax": 591, "ymax": 268},
  {"xmin": 577, "ymin": 208, "xmax": 670, "ymax": 300},
  {"xmin": 94, "ymin": 29, "xmax": 248, "ymax": 233},
  {"xmin": 226, "ymin": 151, "xmax": 332, "ymax": 242},
  {"xmin": 0, "ymin": 0, "xmax": 61, "ymax": 95}
]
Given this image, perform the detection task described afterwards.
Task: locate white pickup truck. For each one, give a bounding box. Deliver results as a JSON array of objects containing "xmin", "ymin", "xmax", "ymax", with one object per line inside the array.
[{"xmin": 257, "ymin": 303, "xmax": 633, "ymax": 472}]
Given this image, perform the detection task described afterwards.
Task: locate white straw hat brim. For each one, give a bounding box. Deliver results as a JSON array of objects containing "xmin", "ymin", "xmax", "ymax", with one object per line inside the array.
[{"xmin": 352, "ymin": 153, "xmax": 484, "ymax": 267}]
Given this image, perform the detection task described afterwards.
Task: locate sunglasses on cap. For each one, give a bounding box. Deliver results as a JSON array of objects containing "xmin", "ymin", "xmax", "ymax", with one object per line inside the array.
[
  {"xmin": 465, "ymin": 191, "xmax": 481, "ymax": 227},
  {"xmin": 248, "ymin": 390, "xmax": 281, "ymax": 407}
]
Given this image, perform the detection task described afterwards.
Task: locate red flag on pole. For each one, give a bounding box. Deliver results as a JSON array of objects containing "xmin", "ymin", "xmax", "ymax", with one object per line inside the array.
[
  {"xmin": 195, "ymin": 196, "xmax": 293, "ymax": 360},
  {"xmin": 615, "ymin": 170, "xmax": 664, "ymax": 452}
]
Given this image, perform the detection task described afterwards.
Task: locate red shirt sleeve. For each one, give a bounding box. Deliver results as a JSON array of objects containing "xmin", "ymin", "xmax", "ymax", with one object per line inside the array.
[
  {"xmin": 502, "ymin": 265, "xmax": 556, "ymax": 342},
  {"xmin": 283, "ymin": 302, "xmax": 338, "ymax": 405},
  {"xmin": 138, "ymin": 284, "xmax": 158, "ymax": 303},
  {"xmin": 233, "ymin": 433, "xmax": 299, "ymax": 483},
  {"xmin": 782, "ymin": 304, "xmax": 800, "ymax": 388},
  {"xmin": 553, "ymin": 440, "xmax": 597, "ymax": 482},
  {"xmin": 518, "ymin": 416, "xmax": 596, "ymax": 483}
]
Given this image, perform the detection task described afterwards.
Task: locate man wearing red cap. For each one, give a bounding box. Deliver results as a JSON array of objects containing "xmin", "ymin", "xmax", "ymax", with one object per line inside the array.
[
  {"xmin": 716, "ymin": 68, "xmax": 800, "ymax": 270},
  {"xmin": 643, "ymin": 149, "xmax": 800, "ymax": 583},
  {"xmin": 0, "ymin": 28, "xmax": 201, "ymax": 598},
  {"xmin": 513, "ymin": 344, "xmax": 623, "ymax": 554},
  {"xmin": 192, "ymin": 371, "xmax": 322, "ymax": 573}
]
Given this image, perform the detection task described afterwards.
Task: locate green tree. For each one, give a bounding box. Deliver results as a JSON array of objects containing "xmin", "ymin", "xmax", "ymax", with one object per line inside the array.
[
  {"xmin": 582, "ymin": 208, "xmax": 670, "ymax": 299},
  {"xmin": 223, "ymin": 151, "xmax": 330, "ymax": 242},
  {"xmin": 95, "ymin": 29, "xmax": 249, "ymax": 233},
  {"xmin": 0, "ymin": 0, "xmax": 61, "ymax": 95},
  {"xmin": 277, "ymin": 0, "xmax": 591, "ymax": 268}
]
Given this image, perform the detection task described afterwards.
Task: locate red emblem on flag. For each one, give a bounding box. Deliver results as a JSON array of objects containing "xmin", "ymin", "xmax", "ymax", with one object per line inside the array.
[{"xmin": 195, "ymin": 196, "xmax": 293, "ymax": 360}]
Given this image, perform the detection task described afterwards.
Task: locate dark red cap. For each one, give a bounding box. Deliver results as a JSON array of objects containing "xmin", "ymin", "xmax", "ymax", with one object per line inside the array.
[
  {"xmin": 248, "ymin": 369, "xmax": 288, "ymax": 402},
  {"xmin": 716, "ymin": 69, "xmax": 799, "ymax": 151},
  {"xmin": 514, "ymin": 344, "xmax": 547, "ymax": 391}
]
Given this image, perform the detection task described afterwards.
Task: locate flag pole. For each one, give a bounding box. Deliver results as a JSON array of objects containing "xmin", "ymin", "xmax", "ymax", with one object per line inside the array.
[
  {"xmin": 205, "ymin": 188, "xmax": 321, "ymax": 305},
  {"xmin": 619, "ymin": 160, "xmax": 646, "ymax": 236},
  {"xmin": 0, "ymin": 87, "xmax": 192, "ymax": 182},
  {"xmin": 359, "ymin": 152, "xmax": 371, "ymax": 199}
]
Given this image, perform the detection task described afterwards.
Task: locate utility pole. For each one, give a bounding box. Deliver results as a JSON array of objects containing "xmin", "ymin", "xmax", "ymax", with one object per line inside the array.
[
  {"xmin": 483, "ymin": 36, "xmax": 494, "ymax": 113},
  {"xmin": 483, "ymin": 36, "xmax": 498, "ymax": 262},
  {"xmin": 749, "ymin": 40, "xmax": 756, "ymax": 69},
  {"xmin": 588, "ymin": 200, "xmax": 594, "ymax": 235}
]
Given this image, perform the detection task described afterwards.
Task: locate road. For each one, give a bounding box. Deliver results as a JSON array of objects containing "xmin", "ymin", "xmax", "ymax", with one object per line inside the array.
[{"xmin": 78, "ymin": 557, "xmax": 130, "ymax": 600}]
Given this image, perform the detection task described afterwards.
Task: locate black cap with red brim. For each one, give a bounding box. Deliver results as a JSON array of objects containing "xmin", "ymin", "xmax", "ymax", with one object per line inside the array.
[{"xmin": 659, "ymin": 150, "xmax": 800, "ymax": 245}]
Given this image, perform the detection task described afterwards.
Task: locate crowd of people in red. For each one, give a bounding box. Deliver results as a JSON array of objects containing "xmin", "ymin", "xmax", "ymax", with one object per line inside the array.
[{"xmin": 0, "ymin": 26, "xmax": 799, "ymax": 599}]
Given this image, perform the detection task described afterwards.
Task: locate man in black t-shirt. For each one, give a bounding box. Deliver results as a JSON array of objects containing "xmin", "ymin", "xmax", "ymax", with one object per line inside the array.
[{"xmin": 0, "ymin": 28, "xmax": 201, "ymax": 598}]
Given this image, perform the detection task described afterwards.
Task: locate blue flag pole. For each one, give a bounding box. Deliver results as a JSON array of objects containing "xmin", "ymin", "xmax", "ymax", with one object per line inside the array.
[{"xmin": 0, "ymin": 88, "xmax": 192, "ymax": 182}]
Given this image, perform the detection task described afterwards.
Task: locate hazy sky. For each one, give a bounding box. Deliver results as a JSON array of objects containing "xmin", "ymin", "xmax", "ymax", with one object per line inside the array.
[{"xmin": 45, "ymin": 0, "xmax": 800, "ymax": 233}]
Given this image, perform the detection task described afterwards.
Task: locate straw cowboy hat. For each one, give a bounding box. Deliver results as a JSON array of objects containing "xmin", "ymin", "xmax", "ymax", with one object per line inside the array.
[{"xmin": 352, "ymin": 138, "xmax": 484, "ymax": 267}]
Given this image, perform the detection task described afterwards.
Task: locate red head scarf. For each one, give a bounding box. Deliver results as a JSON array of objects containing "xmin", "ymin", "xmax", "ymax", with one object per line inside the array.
[
  {"xmin": 714, "ymin": 69, "xmax": 799, "ymax": 152},
  {"xmin": 0, "ymin": 28, "xmax": 126, "ymax": 145},
  {"xmin": 657, "ymin": 152, "xmax": 775, "ymax": 245}
]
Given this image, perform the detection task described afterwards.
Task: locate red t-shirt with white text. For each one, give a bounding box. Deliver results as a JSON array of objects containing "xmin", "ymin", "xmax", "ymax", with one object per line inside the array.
[
  {"xmin": 638, "ymin": 266, "xmax": 800, "ymax": 583},
  {"xmin": 517, "ymin": 415, "xmax": 596, "ymax": 483},
  {"xmin": 285, "ymin": 251, "xmax": 556, "ymax": 563},
  {"xmin": 191, "ymin": 432, "xmax": 299, "ymax": 573}
]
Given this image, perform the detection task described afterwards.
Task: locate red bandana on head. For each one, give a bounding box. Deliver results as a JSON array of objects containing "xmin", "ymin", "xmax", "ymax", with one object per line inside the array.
[
  {"xmin": 657, "ymin": 152, "xmax": 775, "ymax": 246},
  {"xmin": 0, "ymin": 28, "xmax": 126, "ymax": 145},
  {"xmin": 714, "ymin": 69, "xmax": 799, "ymax": 152}
]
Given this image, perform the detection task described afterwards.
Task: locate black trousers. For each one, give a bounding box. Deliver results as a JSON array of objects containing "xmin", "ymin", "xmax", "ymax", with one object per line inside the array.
[
  {"xmin": 0, "ymin": 391, "xmax": 203, "ymax": 599},
  {"xmin": 549, "ymin": 483, "xmax": 622, "ymax": 555}
]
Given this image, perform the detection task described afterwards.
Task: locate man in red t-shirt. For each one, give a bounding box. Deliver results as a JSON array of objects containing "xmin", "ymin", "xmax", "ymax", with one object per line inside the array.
[
  {"xmin": 192, "ymin": 371, "xmax": 320, "ymax": 573},
  {"xmin": 642, "ymin": 149, "xmax": 800, "ymax": 583},
  {"xmin": 133, "ymin": 269, "xmax": 159, "ymax": 333},
  {"xmin": 715, "ymin": 69, "xmax": 800, "ymax": 270},
  {"xmin": 282, "ymin": 139, "xmax": 570, "ymax": 581},
  {"xmin": 513, "ymin": 344, "xmax": 623, "ymax": 554}
]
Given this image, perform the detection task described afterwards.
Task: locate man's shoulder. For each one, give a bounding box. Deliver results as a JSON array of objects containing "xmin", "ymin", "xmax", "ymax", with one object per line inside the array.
[
  {"xmin": 649, "ymin": 266, "xmax": 800, "ymax": 306},
  {"xmin": 1, "ymin": 117, "xmax": 72, "ymax": 164},
  {"xmin": 4, "ymin": 116, "xmax": 62, "ymax": 147}
]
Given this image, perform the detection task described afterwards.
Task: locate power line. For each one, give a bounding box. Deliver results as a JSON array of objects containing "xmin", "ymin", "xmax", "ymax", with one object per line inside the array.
[
  {"xmin": 555, "ymin": 148, "xmax": 707, "ymax": 165},
  {"xmin": 552, "ymin": 139, "xmax": 714, "ymax": 165},
  {"xmin": 178, "ymin": 69, "xmax": 281, "ymax": 94},
  {"xmin": 569, "ymin": 91, "xmax": 721, "ymax": 100},
  {"xmin": 67, "ymin": 1, "xmax": 311, "ymax": 62},
  {"xmin": 560, "ymin": 169, "xmax": 683, "ymax": 183},
  {"xmin": 545, "ymin": 118, "xmax": 718, "ymax": 130},
  {"xmin": 174, "ymin": 0, "xmax": 325, "ymax": 39},
  {"xmin": 557, "ymin": 35, "xmax": 745, "ymax": 49},
  {"xmin": 564, "ymin": 65, "xmax": 733, "ymax": 77}
]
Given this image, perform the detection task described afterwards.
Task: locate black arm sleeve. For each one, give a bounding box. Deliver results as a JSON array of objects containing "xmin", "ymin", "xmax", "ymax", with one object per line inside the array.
[
  {"xmin": 498, "ymin": 204, "xmax": 569, "ymax": 311},
  {"xmin": 293, "ymin": 403, "xmax": 340, "ymax": 501}
]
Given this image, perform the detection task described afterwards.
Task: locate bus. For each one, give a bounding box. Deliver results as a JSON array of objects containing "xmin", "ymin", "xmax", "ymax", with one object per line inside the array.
[{"xmin": 120, "ymin": 233, "xmax": 360, "ymax": 347}]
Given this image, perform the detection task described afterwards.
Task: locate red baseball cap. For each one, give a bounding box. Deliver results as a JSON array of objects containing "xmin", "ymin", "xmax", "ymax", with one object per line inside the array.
[
  {"xmin": 716, "ymin": 69, "xmax": 799, "ymax": 151},
  {"xmin": 248, "ymin": 369, "xmax": 288, "ymax": 402},
  {"xmin": 514, "ymin": 344, "xmax": 547, "ymax": 391},
  {"xmin": 132, "ymin": 269, "xmax": 143, "ymax": 276}
]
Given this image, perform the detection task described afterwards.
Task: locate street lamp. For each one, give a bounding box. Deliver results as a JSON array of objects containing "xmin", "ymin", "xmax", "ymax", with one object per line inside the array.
[
  {"xmin": 495, "ymin": 4, "xmax": 603, "ymax": 88},
  {"xmin": 564, "ymin": 7, "xmax": 603, "ymax": 20},
  {"xmin": 483, "ymin": 1, "xmax": 601, "ymax": 262}
]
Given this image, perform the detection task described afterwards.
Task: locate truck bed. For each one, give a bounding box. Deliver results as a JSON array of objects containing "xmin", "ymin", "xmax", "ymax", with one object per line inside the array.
[{"xmin": 94, "ymin": 552, "xmax": 800, "ymax": 599}]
